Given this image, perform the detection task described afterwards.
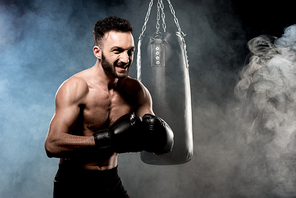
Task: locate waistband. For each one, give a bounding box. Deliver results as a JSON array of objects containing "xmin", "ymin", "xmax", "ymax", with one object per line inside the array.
[{"xmin": 55, "ymin": 164, "xmax": 118, "ymax": 182}]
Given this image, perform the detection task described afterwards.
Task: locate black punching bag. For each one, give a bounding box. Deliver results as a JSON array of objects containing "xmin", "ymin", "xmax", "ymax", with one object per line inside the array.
[{"xmin": 137, "ymin": 0, "xmax": 193, "ymax": 165}]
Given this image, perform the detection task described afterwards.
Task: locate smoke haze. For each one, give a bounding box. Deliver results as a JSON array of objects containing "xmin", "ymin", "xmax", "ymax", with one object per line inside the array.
[
  {"xmin": 234, "ymin": 25, "xmax": 296, "ymax": 197},
  {"xmin": 1, "ymin": 0, "xmax": 296, "ymax": 197}
]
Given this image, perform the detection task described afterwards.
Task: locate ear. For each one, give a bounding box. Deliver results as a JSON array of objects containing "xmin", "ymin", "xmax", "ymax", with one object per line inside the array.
[{"xmin": 93, "ymin": 46, "xmax": 102, "ymax": 59}]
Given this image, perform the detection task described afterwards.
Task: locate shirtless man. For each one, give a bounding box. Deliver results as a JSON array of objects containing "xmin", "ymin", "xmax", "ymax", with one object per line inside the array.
[{"xmin": 45, "ymin": 16, "xmax": 174, "ymax": 198}]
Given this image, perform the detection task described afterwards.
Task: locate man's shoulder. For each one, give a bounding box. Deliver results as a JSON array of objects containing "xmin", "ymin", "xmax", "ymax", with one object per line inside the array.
[
  {"xmin": 120, "ymin": 77, "xmax": 152, "ymax": 113},
  {"xmin": 120, "ymin": 77, "xmax": 151, "ymax": 99},
  {"xmin": 55, "ymin": 75, "xmax": 89, "ymax": 103},
  {"xmin": 119, "ymin": 77, "xmax": 145, "ymax": 93},
  {"xmin": 62, "ymin": 75, "xmax": 89, "ymax": 91},
  {"xmin": 123, "ymin": 76, "xmax": 144, "ymax": 88}
]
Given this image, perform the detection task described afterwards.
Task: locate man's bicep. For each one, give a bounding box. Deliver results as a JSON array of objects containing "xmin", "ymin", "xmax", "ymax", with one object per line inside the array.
[
  {"xmin": 50, "ymin": 105, "xmax": 81, "ymax": 135},
  {"xmin": 136, "ymin": 102, "xmax": 153, "ymax": 117},
  {"xmin": 45, "ymin": 97, "xmax": 81, "ymax": 156},
  {"xmin": 48, "ymin": 79, "xmax": 86, "ymax": 137},
  {"xmin": 135, "ymin": 88, "xmax": 154, "ymax": 117}
]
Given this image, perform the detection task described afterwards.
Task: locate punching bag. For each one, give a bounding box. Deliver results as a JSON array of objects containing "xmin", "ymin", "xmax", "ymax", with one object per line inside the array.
[{"xmin": 137, "ymin": 0, "xmax": 193, "ymax": 165}]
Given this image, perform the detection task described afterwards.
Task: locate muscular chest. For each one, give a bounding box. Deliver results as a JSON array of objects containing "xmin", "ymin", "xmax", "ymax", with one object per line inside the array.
[{"xmin": 83, "ymin": 88, "xmax": 133, "ymax": 130}]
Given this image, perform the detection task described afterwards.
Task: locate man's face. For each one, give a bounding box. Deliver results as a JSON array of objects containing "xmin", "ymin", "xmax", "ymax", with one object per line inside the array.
[{"xmin": 100, "ymin": 31, "xmax": 135, "ymax": 79}]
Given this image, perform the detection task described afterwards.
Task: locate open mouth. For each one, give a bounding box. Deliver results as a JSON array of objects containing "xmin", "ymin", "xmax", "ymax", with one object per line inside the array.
[
  {"xmin": 116, "ymin": 67, "xmax": 127, "ymax": 71},
  {"xmin": 115, "ymin": 65, "xmax": 128, "ymax": 73},
  {"xmin": 115, "ymin": 63, "xmax": 129, "ymax": 70}
]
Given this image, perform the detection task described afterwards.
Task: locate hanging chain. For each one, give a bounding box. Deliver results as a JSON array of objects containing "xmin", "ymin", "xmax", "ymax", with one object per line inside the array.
[
  {"xmin": 156, "ymin": 0, "xmax": 161, "ymax": 34},
  {"xmin": 167, "ymin": 0, "xmax": 186, "ymax": 37},
  {"xmin": 159, "ymin": 0, "xmax": 166, "ymax": 32},
  {"xmin": 139, "ymin": 0, "xmax": 154, "ymax": 40},
  {"xmin": 156, "ymin": 0, "xmax": 166, "ymax": 33},
  {"xmin": 139, "ymin": 0, "xmax": 185, "ymax": 38}
]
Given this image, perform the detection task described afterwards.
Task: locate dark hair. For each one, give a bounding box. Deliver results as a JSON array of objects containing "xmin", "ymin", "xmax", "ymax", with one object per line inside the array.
[{"xmin": 93, "ymin": 16, "xmax": 133, "ymax": 46}]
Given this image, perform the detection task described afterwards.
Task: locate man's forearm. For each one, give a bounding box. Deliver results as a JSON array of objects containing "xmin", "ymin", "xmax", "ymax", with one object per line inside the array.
[{"xmin": 45, "ymin": 133, "xmax": 95, "ymax": 158}]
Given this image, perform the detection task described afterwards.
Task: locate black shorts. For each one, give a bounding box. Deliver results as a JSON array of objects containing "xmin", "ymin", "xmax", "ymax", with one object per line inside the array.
[{"xmin": 53, "ymin": 164, "xmax": 129, "ymax": 198}]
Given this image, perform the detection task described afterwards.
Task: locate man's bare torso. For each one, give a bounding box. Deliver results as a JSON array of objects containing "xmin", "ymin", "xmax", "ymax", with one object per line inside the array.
[{"xmin": 60, "ymin": 67, "xmax": 138, "ymax": 170}]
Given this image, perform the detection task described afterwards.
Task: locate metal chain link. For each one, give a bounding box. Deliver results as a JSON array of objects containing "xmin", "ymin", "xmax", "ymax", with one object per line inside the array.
[
  {"xmin": 167, "ymin": 0, "xmax": 186, "ymax": 36},
  {"xmin": 159, "ymin": 0, "xmax": 166, "ymax": 32},
  {"xmin": 156, "ymin": 0, "xmax": 167, "ymax": 33},
  {"xmin": 139, "ymin": 0, "xmax": 185, "ymax": 38},
  {"xmin": 139, "ymin": 0, "xmax": 154, "ymax": 40},
  {"xmin": 156, "ymin": 0, "xmax": 161, "ymax": 34}
]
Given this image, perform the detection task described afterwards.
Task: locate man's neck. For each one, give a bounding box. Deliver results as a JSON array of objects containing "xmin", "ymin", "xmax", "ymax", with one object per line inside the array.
[{"xmin": 108, "ymin": 78, "xmax": 118, "ymax": 90}]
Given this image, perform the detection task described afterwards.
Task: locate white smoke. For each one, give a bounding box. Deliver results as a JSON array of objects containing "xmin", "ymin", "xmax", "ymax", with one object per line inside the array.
[{"xmin": 234, "ymin": 24, "xmax": 296, "ymax": 196}]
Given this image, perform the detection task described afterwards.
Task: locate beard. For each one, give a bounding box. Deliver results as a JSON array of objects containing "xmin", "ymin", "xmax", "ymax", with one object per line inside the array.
[{"xmin": 101, "ymin": 52, "xmax": 130, "ymax": 79}]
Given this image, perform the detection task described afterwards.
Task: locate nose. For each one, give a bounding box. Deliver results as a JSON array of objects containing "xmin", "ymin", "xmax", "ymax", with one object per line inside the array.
[{"xmin": 119, "ymin": 51, "xmax": 129, "ymax": 65}]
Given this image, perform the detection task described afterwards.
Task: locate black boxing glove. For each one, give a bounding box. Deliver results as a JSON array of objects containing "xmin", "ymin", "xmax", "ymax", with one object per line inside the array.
[
  {"xmin": 93, "ymin": 114, "xmax": 143, "ymax": 153},
  {"xmin": 142, "ymin": 114, "xmax": 174, "ymax": 153}
]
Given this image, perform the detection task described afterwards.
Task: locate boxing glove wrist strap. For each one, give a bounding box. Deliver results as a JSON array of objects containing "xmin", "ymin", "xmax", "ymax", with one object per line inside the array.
[{"xmin": 93, "ymin": 130, "xmax": 113, "ymax": 151}]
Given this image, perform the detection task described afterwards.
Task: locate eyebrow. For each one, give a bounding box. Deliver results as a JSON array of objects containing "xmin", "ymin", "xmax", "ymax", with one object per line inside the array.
[{"xmin": 111, "ymin": 46, "xmax": 135, "ymax": 51}]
